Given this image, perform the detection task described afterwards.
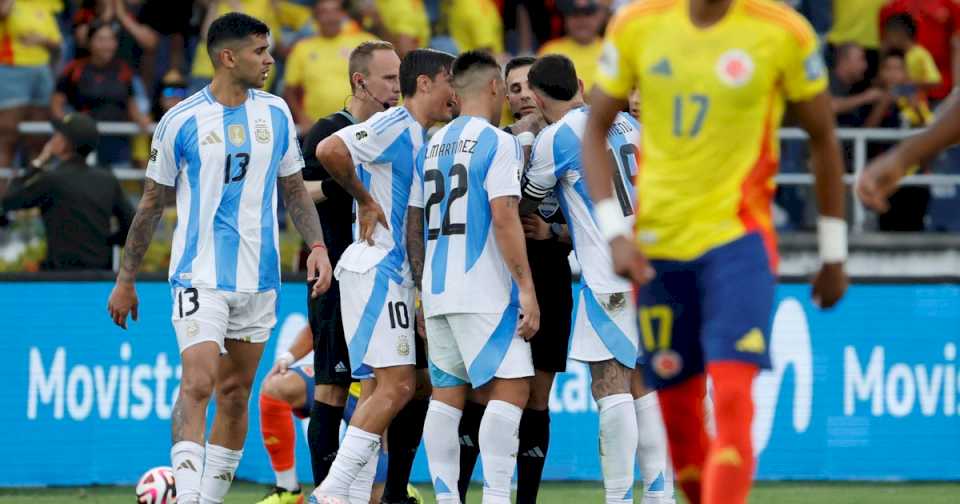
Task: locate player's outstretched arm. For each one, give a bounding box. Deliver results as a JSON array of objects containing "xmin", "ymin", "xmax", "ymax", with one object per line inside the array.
[
  {"xmin": 791, "ymin": 91, "xmax": 849, "ymax": 309},
  {"xmin": 858, "ymin": 92, "xmax": 960, "ymax": 211},
  {"xmin": 584, "ymin": 89, "xmax": 654, "ymax": 285},
  {"xmin": 406, "ymin": 206, "xmax": 425, "ymax": 290},
  {"xmin": 315, "ymin": 135, "xmax": 388, "ymax": 244},
  {"xmin": 107, "ymin": 178, "xmax": 174, "ymax": 329},
  {"xmin": 490, "ymin": 196, "xmax": 540, "ymax": 340},
  {"xmin": 271, "ymin": 323, "xmax": 315, "ymax": 376},
  {"xmin": 279, "ymin": 171, "xmax": 332, "ymax": 298}
]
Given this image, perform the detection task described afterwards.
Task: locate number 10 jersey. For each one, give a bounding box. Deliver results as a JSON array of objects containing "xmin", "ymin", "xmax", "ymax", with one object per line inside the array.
[
  {"xmin": 524, "ymin": 106, "xmax": 640, "ymax": 295},
  {"xmin": 411, "ymin": 115, "xmax": 524, "ymax": 318}
]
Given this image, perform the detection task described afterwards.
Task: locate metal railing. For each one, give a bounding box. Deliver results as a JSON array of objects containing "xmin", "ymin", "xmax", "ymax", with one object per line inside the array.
[{"xmin": 4, "ymin": 122, "xmax": 960, "ymax": 231}]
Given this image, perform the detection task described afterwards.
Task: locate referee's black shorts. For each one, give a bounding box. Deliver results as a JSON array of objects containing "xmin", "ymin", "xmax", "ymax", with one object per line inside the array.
[
  {"xmin": 308, "ymin": 278, "xmax": 427, "ymax": 387},
  {"xmin": 529, "ymin": 249, "xmax": 573, "ymax": 373}
]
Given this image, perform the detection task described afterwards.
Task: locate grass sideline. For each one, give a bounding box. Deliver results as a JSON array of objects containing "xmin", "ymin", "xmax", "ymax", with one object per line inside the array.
[{"xmin": 2, "ymin": 482, "xmax": 960, "ymax": 503}]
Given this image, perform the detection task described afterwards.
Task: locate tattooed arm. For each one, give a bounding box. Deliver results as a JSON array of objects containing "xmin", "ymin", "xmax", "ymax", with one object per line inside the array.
[
  {"xmin": 279, "ymin": 171, "xmax": 332, "ymax": 296},
  {"xmin": 107, "ymin": 179, "xmax": 174, "ymax": 329},
  {"xmin": 315, "ymin": 135, "xmax": 387, "ymax": 244},
  {"xmin": 406, "ymin": 206, "xmax": 425, "ymax": 290},
  {"xmin": 490, "ymin": 195, "xmax": 539, "ymax": 340}
]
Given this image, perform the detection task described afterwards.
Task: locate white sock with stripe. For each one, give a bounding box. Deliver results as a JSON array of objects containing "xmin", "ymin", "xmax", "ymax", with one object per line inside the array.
[
  {"xmin": 423, "ymin": 400, "xmax": 462, "ymax": 504},
  {"xmin": 598, "ymin": 393, "xmax": 638, "ymax": 504},
  {"xmin": 479, "ymin": 400, "xmax": 523, "ymax": 504},
  {"xmin": 635, "ymin": 393, "xmax": 675, "ymax": 503},
  {"xmin": 315, "ymin": 426, "xmax": 381, "ymax": 500},
  {"xmin": 199, "ymin": 443, "xmax": 243, "ymax": 504}
]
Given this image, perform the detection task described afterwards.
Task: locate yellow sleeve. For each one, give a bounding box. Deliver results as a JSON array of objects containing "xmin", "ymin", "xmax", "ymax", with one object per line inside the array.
[
  {"xmin": 781, "ymin": 16, "xmax": 827, "ymax": 102},
  {"xmin": 908, "ymin": 48, "xmax": 942, "ymax": 86},
  {"xmin": 277, "ymin": 1, "xmax": 312, "ymax": 31},
  {"xmin": 469, "ymin": 3, "xmax": 504, "ymax": 53},
  {"xmin": 38, "ymin": 7, "xmax": 62, "ymax": 43},
  {"xmin": 284, "ymin": 41, "xmax": 306, "ymax": 87},
  {"xmin": 594, "ymin": 12, "xmax": 638, "ymax": 100}
]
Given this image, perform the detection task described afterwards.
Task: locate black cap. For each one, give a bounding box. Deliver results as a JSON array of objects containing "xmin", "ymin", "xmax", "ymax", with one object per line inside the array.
[
  {"xmin": 52, "ymin": 113, "xmax": 99, "ymax": 155},
  {"xmin": 558, "ymin": 0, "xmax": 600, "ymax": 15}
]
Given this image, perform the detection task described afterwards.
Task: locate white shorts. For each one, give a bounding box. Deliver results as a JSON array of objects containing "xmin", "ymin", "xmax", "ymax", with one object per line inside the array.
[
  {"xmin": 569, "ymin": 285, "xmax": 639, "ymax": 368},
  {"xmin": 426, "ymin": 307, "xmax": 534, "ymax": 389},
  {"xmin": 171, "ymin": 287, "xmax": 277, "ymax": 354},
  {"xmin": 339, "ymin": 268, "xmax": 416, "ymax": 379}
]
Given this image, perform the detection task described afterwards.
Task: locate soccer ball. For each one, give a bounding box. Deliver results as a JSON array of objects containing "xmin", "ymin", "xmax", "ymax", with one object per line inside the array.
[{"xmin": 135, "ymin": 466, "xmax": 176, "ymax": 504}]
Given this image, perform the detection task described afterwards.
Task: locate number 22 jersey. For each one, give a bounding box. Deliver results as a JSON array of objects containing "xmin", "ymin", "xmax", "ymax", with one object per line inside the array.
[{"xmin": 410, "ymin": 115, "xmax": 524, "ymax": 317}]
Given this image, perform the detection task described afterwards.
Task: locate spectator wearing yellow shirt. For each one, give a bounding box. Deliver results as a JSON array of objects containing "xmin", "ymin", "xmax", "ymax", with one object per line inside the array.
[
  {"xmin": 0, "ymin": 0, "xmax": 62, "ymax": 171},
  {"xmin": 537, "ymin": 0, "xmax": 603, "ymax": 94},
  {"xmin": 446, "ymin": 0, "xmax": 503, "ymax": 55},
  {"xmin": 369, "ymin": 0, "xmax": 430, "ymax": 56},
  {"xmin": 882, "ymin": 13, "xmax": 943, "ymax": 97},
  {"xmin": 283, "ymin": 0, "xmax": 375, "ymax": 129},
  {"xmin": 190, "ymin": 0, "xmax": 283, "ymax": 93},
  {"xmin": 827, "ymin": 0, "xmax": 887, "ymax": 80}
]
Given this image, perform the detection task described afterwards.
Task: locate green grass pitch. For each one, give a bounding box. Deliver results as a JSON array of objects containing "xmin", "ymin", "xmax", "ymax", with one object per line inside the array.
[{"xmin": 2, "ymin": 481, "xmax": 959, "ymax": 503}]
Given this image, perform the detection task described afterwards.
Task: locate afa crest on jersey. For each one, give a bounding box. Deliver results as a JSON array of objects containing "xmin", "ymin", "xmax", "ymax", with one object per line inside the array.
[
  {"xmin": 715, "ymin": 49, "xmax": 754, "ymax": 88},
  {"xmin": 255, "ymin": 119, "xmax": 271, "ymax": 144}
]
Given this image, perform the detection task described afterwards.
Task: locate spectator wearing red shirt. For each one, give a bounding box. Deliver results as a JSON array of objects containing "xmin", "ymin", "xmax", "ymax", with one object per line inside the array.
[{"xmin": 880, "ymin": 0, "xmax": 960, "ymax": 102}]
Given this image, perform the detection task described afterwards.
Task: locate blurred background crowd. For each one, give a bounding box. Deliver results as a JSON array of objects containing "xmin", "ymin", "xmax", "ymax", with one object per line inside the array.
[{"xmin": 1, "ymin": 0, "xmax": 959, "ymax": 273}]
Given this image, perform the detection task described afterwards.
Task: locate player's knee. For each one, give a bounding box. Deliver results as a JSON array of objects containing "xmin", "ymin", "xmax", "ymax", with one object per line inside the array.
[
  {"xmin": 179, "ymin": 371, "xmax": 215, "ymax": 403},
  {"xmin": 380, "ymin": 374, "xmax": 415, "ymax": 406},
  {"xmin": 217, "ymin": 378, "xmax": 254, "ymax": 418},
  {"xmin": 261, "ymin": 374, "xmax": 298, "ymax": 403}
]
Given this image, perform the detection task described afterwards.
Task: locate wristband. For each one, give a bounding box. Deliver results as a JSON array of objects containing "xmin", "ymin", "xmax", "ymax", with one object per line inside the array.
[
  {"xmin": 817, "ymin": 216, "xmax": 848, "ymax": 263},
  {"xmin": 516, "ymin": 131, "xmax": 535, "ymax": 147},
  {"xmin": 594, "ymin": 198, "xmax": 631, "ymax": 242},
  {"xmin": 277, "ymin": 351, "xmax": 294, "ymax": 365},
  {"xmin": 310, "ymin": 242, "xmax": 326, "ymax": 251}
]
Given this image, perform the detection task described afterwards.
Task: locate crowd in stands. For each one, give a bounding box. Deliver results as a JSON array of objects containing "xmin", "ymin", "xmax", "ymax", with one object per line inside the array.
[{"xmin": 1, "ymin": 0, "xmax": 959, "ymax": 269}]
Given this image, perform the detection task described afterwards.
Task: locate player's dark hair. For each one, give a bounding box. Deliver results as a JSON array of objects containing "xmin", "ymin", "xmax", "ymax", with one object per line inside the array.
[
  {"xmin": 451, "ymin": 50, "xmax": 501, "ymax": 90},
  {"xmin": 399, "ymin": 48, "xmax": 455, "ymax": 98},
  {"xmin": 206, "ymin": 13, "xmax": 271, "ymax": 66},
  {"xmin": 527, "ymin": 54, "xmax": 579, "ymax": 101},
  {"xmin": 504, "ymin": 56, "xmax": 536, "ymax": 81},
  {"xmin": 885, "ymin": 13, "xmax": 917, "ymax": 40}
]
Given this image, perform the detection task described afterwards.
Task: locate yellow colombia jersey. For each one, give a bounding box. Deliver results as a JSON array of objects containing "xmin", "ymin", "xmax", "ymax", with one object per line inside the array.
[
  {"xmin": 538, "ymin": 37, "xmax": 603, "ymax": 93},
  {"xmin": 595, "ymin": 0, "xmax": 827, "ymax": 266},
  {"xmin": 285, "ymin": 31, "xmax": 376, "ymax": 120}
]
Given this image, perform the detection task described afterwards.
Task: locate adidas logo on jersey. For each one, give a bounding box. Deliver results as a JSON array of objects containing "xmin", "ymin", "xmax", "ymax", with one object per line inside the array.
[
  {"xmin": 650, "ymin": 57, "xmax": 672, "ymax": 77},
  {"xmin": 334, "ymin": 362, "xmax": 348, "ymax": 373},
  {"xmin": 201, "ymin": 131, "xmax": 223, "ymax": 145}
]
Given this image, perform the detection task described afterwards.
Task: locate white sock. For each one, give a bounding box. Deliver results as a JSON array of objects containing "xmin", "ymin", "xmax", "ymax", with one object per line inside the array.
[
  {"xmin": 199, "ymin": 443, "xmax": 243, "ymax": 504},
  {"xmin": 423, "ymin": 400, "xmax": 463, "ymax": 504},
  {"xmin": 479, "ymin": 400, "xmax": 523, "ymax": 504},
  {"xmin": 275, "ymin": 467, "xmax": 298, "ymax": 492},
  {"xmin": 171, "ymin": 441, "xmax": 204, "ymax": 504},
  {"xmin": 315, "ymin": 426, "xmax": 381, "ymax": 500},
  {"xmin": 348, "ymin": 446, "xmax": 379, "ymax": 504},
  {"xmin": 598, "ymin": 393, "xmax": 638, "ymax": 504},
  {"xmin": 635, "ymin": 393, "xmax": 675, "ymax": 503}
]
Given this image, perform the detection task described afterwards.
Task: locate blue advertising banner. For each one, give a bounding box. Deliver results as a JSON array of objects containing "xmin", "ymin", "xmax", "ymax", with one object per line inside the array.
[{"xmin": 3, "ymin": 281, "xmax": 959, "ymax": 486}]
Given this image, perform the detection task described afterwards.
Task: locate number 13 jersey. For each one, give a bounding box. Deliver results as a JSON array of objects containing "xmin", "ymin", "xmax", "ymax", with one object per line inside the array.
[
  {"xmin": 410, "ymin": 115, "xmax": 524, "ymax": 318},
  {"xmin": 524, "ymin": 106, "xmax": 640, "ymax": 295}
]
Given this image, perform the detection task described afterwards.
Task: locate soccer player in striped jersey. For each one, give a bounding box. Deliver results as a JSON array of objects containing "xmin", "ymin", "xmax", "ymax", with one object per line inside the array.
[
  {"xmin": 310, "ymin": 48, "xmax": 457, "ymax": 504},
  {"xmin": 408, "ymin": 50, "xmax": 540, "ymax": 504},
  {"xmin": 584, "ymin": 1, "xmax": 848, "ymax": 502},
  {"xmin": 106, "ymin": 13, "xmax": 333, "ymax": 504},
  {"xmin": 521, "ymin": 54, "xmax": 672, "ymax": 504}
]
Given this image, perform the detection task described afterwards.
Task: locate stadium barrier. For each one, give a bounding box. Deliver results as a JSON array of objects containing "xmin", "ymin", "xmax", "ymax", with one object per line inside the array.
[
  {"xmin": 5, "ymin": 277, "xmax": 959, "ymax": 486},
  {"xmin": 5, "ymin": 122, "xmax": 960, "ymax": 233}
]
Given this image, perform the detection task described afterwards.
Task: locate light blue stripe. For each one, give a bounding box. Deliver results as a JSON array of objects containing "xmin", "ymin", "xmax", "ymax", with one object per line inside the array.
[
  {"xmin": 370, "ymin": 108, "xmax": 401, "ymax": 129},
  {"xmin": 430, "ymin": 117, "xmax": 469, "ymax": 295},
  {"xmin": 572, "ymin": 177, "xmax": 595, "ymax": 220},
  {"xmin": 371, "ymin": 108, "xmax": 404, "ymax": 132},
  {"xmin": 171, "ymin": 117, "xmax": 201, "ymax": 288},
  {"xmin": 581, "ymin": 285, "xmax": 637, "ymax": 368},
  {"xmin": 648, "ymin": 472, "xmax": 665, "ymax": 492},
  {"xmin": 374, "ymin": 114, "xmax": 407, "ymax": 135},
  {"xmin": 373, "ymin": 130, "xmax": 414, "ymax": 274},
  {"xmin": 465, "ymin": 126, "xmax": 497, "ymax": 271},
  {"xmin": 434, "ymin": 476, "xmax": 452, "ymax": 495},
  {"xmin": 429, "ymin": 359, "xmax": 467, "ymax": 388},
  {"xmin": 157, "ymin": 94, "xmax": 205, "ymax": 141},
  {"xmin": 467, "ymin": 284, "xmax": 520, "ymax": 388},
  {"xmin": 555, "ymin": 186, "xmax": 578, "ymax": 252},
  {"xmin": 348, "ymin": 268, "xmax": 390, "ymax": 376},
  {"xmin": 258, "ymin": 105, "xmax": 286, "ymax": 291},
  {"xmin": 214, "ymin": 103, "xmax": 251, "ymax": 291}
]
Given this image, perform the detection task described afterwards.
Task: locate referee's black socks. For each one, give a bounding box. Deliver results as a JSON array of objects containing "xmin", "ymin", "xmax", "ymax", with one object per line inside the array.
[
  {"xmin": 382, "ymin": 398, "xmax": 429, "ymax": 502},
  {"xmin": 457, "ymin": 400, "xmax": 486, "ymax": 501},
  {"xmin": 516, "ymin": 407, "xmax": 551, "ymax": 504},
  {"xmin": 307, "ymin": 401, "xmax": 345, "ymax": 485}
]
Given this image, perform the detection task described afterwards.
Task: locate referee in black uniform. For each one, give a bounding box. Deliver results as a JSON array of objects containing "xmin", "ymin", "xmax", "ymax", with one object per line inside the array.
[
  {"xmin": 300, "ymin": 40, "xmax": 428, "ymax": 504},
  {"xmin": 456, "ymin": 56, "xmax": 574, "ymax": 504}
]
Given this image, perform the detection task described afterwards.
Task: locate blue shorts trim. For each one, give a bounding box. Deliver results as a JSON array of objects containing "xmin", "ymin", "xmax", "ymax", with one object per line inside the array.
[
  {"xmin": 429, "ymin": 359, "xmax": 468, "ymax": 388},
  {"xmin": 581, "ymin": 285, "xmax": 638, "ymax": 369},
  {"xmin": 638, "ymin": 233, "xmax": 775, "ymax": 389},
  {"xmin": 289, "ymin": 366, "xmax": 314, "ymax": 418},
  {"xmin": 347, "ymin": 268, "xmax": 390, "ymax": 379},
  {"xmin": 467, "ymin": 285, "xmax": 519, "ymax": 388}
]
